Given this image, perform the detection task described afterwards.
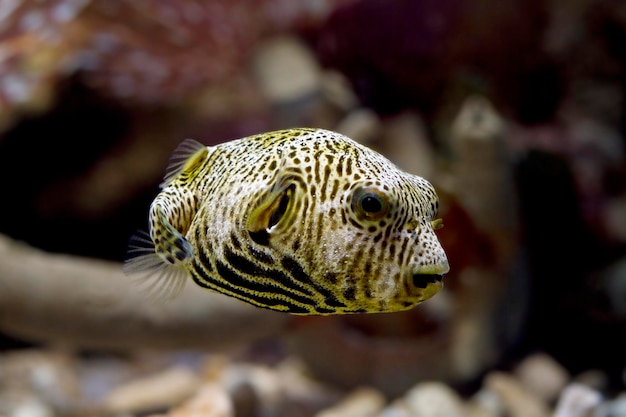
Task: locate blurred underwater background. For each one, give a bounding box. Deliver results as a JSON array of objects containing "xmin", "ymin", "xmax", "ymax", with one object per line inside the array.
[{"xmin": 0, "ymin": 0, "xmax": 625, "ymax": 416}]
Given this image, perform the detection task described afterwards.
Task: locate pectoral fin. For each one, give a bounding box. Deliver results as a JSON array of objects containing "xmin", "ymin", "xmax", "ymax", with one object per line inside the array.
[{"xmin": 124, "ymin": 207, "xmax": 194, "ymax": 300}]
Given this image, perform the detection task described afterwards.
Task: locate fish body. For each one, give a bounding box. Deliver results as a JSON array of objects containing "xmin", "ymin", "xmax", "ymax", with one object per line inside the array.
[{"xmin": 125, "ymin": 128, "xmax": 449, "ymax": 315}]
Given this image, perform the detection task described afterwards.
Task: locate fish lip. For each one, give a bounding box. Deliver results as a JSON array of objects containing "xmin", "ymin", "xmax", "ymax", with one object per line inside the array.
[{"xmin": 411, "ymin": 273, "xmax": 444, "ymax": 289}]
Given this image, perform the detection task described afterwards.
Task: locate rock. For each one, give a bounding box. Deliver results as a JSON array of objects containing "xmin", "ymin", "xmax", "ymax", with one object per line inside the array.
[
  {"xmin": 102, "ymin": 366, "xmax": 201, "ymax": 413},
  {"xmin": 380, "ymin": 112, "xmax": 435, "ymax": 178},
  {"xmin": 315, "ymin": 387, "xmax": 386, "ymax": 417},
  {"xmin": 572, "ymin": 369, "xmax": 609, "ymax": 392},
  {"xmin": 0, "ymin": 233, "xmax": 292, "ymax": 351},
  {"xmin": 0, "ymin": 350, "xmax": 79, "ymax": 416},
  {"xmin": 377, "ymin": 400, "xmax": 414, "ymax": 417},
  {"xmin": 484, "ymin": 372, "xmax": 550, "ymax": 417},
  {"xmin": 78, "ymin": 354, "xmax": 142, "ymax": 407},
  {"xmin": 449, "ymin": 95, "xmax": 514, "ymax": 240},
  {"xmin": 0, "ymin": 394, "xmax": 55, "ymax": 417},
  {"xmin": 335, "ymin": 108, "xmax": 382, "ymax": 144},
  {"xmin": 404, "ymin": 382, "xmax": 466, "ymax": 417},
  {"xmin": 277, "ymin": 358, "xmax": 342, "ymax": 417},
  {"xmin": 252, "ymin": 36, "xmax": 350, "ymax": 128},
  {"xmin": 596, "ymin": 392, "xmax": 626, "ymax": 417},
  {"xmin": 286, "ymin": 312, "xmax": 460, "ymax": 397},
  {"xmin": 253, "ymin": 36, "xmax": 322, "ymax": 104},
  {"xmin": 466, "ymin": 388, "xmax": 503, "ymax": 417},
  {"xmin": 514, "ymin": 353, "xmax": 570, "ymax": 404},
  {"xmin": 228, "ymin": 381, "xmax": 258, "ymax": 417},
  {"xmin": 220, "ymin": 362, "xmax": 282, "ymax": 417},
  {"xmin": 218, "ymin": 357, "xmax": 338, "ymax": 417},
  {"xmin": 448, "ymin": 268, "xmax": 503, "ymax": 381},
  {"xmin": 320, "ymin": 70, "xmax": 359, "ymax": 112},
  {"xmin": 152, "ymin": 383, "xmax": 234, "ymax": 417},
  {"xmin": 553, "ymin": 383, "xmax": 602, "ymax": 417}
]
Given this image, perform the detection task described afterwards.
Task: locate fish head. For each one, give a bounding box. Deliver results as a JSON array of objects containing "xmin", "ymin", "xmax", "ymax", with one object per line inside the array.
[
  {"xmin": 245, "ymin": 146, "xmax": 449, "ymax": 313},
  {"xmin": 328, "ymin": 173, "xmax": 449, "ymax": 312}
]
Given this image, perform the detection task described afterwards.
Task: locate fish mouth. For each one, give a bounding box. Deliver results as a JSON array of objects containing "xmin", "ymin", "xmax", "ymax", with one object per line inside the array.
[{"xmin": 412, "ymin": 274, "xmax": 444, "ymax": 289}]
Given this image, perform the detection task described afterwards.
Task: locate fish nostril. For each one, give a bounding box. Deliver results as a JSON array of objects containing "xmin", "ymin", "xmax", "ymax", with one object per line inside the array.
[{"xmin": 412, "ymin": 274, "xmax": 443, "ymax": 288}]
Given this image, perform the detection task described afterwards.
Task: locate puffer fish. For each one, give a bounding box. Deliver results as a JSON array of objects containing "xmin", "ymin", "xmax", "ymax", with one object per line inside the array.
[{"xmin": 125, "ymin": 128, "xmax": 449, "ymax": 315}]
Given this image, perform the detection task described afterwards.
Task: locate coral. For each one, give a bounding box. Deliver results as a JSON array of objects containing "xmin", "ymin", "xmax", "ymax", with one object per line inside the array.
[{"xmin": 0, "ymin": 0, "xmax": 356, "ymax": 130}]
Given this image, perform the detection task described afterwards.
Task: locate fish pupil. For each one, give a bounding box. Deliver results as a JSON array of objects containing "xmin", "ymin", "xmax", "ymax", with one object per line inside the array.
[{"xmin": 360, "ymin": 194, "xmax": 383, "ymax": 213}]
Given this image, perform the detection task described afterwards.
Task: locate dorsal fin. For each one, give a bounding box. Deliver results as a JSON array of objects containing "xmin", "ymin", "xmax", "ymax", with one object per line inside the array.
[{"xmin": 160, "ymin": 139, "xmax": 208, "ymax": 188}]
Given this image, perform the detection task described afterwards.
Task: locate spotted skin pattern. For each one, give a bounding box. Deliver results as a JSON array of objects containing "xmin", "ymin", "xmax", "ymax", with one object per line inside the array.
[{"xmin": 126, "ymin": 128, "xmax": 449, "ymax": 315}]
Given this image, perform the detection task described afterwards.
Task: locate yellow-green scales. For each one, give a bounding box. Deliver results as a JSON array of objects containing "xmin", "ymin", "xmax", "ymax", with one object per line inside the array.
[{"xmin": 126, "ymin": 128, "xmax": 449, "ymax": 314}]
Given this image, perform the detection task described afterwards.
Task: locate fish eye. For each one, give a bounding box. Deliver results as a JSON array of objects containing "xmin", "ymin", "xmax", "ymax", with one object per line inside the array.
[
  {"xmin": 352, "ymin": 187, "xmax": 390, "ymax": 220},
  {"xmin": 360, "ymin": 194, "xmax": 383, "ymax": 213}
]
